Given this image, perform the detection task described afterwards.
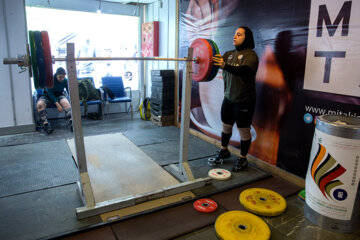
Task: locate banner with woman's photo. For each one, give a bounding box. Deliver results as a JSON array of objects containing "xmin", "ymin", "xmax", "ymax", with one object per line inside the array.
[{"xmin": 179, "ymin": 0, "xmax": 360, "ymax": 178}]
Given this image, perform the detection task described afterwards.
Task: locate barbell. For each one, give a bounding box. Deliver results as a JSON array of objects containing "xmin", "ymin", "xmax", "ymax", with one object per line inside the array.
[{"xmin": 3, "ymin": 31, "xmax": 220, "ymax": 87}]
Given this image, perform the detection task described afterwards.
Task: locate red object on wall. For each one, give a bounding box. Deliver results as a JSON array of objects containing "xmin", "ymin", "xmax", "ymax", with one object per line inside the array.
[{"xmin": 141, "ymin": 21, "xmax": 159, "ymax": 57}]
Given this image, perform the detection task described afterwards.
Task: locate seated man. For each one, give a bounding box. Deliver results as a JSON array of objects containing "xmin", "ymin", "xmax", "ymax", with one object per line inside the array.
[{"xmin": 36, "ymin": 67, "xmax": 72, "ymax": 134}]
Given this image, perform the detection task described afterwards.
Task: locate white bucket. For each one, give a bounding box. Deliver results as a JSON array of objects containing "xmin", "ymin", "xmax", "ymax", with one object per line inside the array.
[{"xmin": 304, "ymin": 115, "xmax": 360, "ymax": 233}]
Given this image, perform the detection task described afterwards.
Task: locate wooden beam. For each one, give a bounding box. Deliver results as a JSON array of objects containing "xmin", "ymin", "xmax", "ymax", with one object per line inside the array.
[
  {"xmin": 66, "ymin": 43, "xmax": 96, "ymax": 207},
  {"xmin": 76, "ymin": 178, "xmax": 211, "ymax": 219},
  {"xmin": 178, "ymin": 48, "xmax": 195, "ymax": 181}
]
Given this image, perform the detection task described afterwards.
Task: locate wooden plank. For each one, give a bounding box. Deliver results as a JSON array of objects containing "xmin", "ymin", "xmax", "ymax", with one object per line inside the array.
[
  {"xmin": 179, "ymin": 48, "xmax": 195, "ymax": 181},
  {"xmin": 163, "ymin": 177, "xmax": 211, "ymax": 197},
  {"xmin": 66, "ymin": 43, "xmax": 95, "ymax": 207},
  {"xmin": 151, "ymin": 114, "xmax": 174, "ymax": 126},
  {"xmin": 66, "ymin": 43, "xmax": 86, "ymax": 174},
  {"xmin": 100, "ymin": 191, "xmax": 195, "ymax": 222},
  {"xmin": 174, "ymin": 0, "xmax": 180, "ymax": 127},
  {"xmin": 166, "ymin": 164, "xmax": 185, "ymax": 182},
  {"xmin": 76, "ymin": 178, "xmax": 210, "ymax": 219},
  {"xmin": 67, "ymin": 133, "xmax": 180, "ymax": 204}
]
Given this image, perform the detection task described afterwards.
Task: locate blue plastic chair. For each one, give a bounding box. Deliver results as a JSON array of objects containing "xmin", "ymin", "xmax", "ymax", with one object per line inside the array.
[{"xmin": 101, "ymin": 76, "xmax": 133, "ymax": 119}]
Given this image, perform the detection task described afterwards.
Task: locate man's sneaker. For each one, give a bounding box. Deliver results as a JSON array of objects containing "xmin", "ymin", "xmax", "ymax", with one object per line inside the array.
[
  {"xmin": 43, "ymin": 122, "xmax": 54, "ymax": 135},
  {"xmin": 232, "ymin": 157, "xmax": 248, "ymax": 172},
  {"xmin": 208, "ymin": 149, "xmax": 231, "ymax": 166}
]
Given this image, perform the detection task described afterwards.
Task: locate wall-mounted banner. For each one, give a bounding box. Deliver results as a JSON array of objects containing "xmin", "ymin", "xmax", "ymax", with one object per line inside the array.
[
  {"xmin": 304, "ymin": 0, "xmax": 360, "ymax": 97},
  {"xmin": 141, "ymin": 21, "xmax": 159, "ymax": 57},
  {"xmin": 179, "ymin": 0, "xmax": 360, "ymax": 178}
]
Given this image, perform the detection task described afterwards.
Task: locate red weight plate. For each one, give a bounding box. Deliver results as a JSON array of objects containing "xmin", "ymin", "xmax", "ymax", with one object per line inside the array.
[
  {"xmin": 190, "ymin": 38, "xmax": 213, "ymax": 82},
  {"xmin": 193, "ymin": 198, "xmax": 218, "ymax": 213},
  {"xmin": 41, "ymin": 31, "xmax": 54, "ymax": 88}
]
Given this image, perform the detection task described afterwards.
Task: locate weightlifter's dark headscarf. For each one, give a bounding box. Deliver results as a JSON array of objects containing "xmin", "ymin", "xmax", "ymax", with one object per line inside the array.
[{"xmin": 236, "ymin": 26, "xmax": 255, "ymax": 51}]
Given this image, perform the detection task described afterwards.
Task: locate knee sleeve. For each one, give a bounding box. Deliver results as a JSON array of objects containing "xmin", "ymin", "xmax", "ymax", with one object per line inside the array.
[
  {"xmin": 222, "ymin": 123, "xmax": 233, "ymax": 134},
  {"xmin": 38, "ymin": 109, "xmax": 47, "ymax": 121},
  {"xmin": 64, "ymin": 108, "xmax": 72, "ymax": 119},
  {"xmin": 238, "ymin": 127, "xmax": 251, "ymax": 141}
]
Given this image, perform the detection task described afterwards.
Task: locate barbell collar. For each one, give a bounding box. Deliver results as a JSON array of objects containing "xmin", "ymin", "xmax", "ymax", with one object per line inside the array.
[
  {"xmin": 3, "ymin": 57, "xmax": 18, "ymax": 65},
  {"xmin": 2, "ymin": 55, "xmax": 29, "ymax": 67}
]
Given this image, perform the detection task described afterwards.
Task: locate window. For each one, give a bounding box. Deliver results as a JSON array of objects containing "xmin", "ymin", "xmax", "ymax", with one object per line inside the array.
[{"xmin": 26, "ymin": 7, "xmax": 139, "ymax": 90}]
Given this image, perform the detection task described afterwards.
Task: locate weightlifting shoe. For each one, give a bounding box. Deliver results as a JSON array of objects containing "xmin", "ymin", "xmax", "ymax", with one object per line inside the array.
[
  {"xmin": 43, "ymin": 122, "xmax": 54, "ymax": 135},
  {"xmin": 208, "ymin": 149, "xmax": 231, "ymax": 167},
  {"xmin": 232, "ymin": 157, "xmax": 248, "ymax": 172}
]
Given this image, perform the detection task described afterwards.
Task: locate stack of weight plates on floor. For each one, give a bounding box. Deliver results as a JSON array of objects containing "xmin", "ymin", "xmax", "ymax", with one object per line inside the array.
[
  {"xmin": 190, "ymin": 38, "xmax": 220, "ymax": 82},
  {"xmin": 150, "ymin": 70, "xmax": 175, "ymax": 126}
]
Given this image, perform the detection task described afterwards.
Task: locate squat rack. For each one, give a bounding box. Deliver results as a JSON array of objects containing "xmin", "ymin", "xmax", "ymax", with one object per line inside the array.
[{"xmin": 3, "ymin": 42, "xmax": 212, "ymax": 219}]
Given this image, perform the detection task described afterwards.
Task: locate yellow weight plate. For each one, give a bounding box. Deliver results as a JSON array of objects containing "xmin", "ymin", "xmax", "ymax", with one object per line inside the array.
[
  {"xmin": 215, "ymin": 211, "xmax": 270, "ymax": 240},
  {"xmin": 239, "ymin": 188, "xmax": 286, "ymax": 216}
]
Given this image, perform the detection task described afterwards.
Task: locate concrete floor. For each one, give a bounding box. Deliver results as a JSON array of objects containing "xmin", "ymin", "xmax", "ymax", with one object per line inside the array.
[{"xmin": 0, "ymin": 113, "xmax": 359, "ymax": 240}]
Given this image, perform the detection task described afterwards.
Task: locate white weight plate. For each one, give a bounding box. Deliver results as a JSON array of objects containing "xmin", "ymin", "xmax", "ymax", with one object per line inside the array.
[{"xmin": 208, "ymin": 168, "xmax": 231, "ymax": 180}]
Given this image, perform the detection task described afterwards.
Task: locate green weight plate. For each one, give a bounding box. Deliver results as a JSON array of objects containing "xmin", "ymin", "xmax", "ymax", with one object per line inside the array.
[
  {"xmin": 298, "ymin": 189, "xmax": 305, "ymax": 201},
  {"xmin": 205, "ymin": 39, "xmax": 219, "ymax": 81},
  {"xmin": 208, "ymin": 39, "xmax": 220, "ymax": 54},
  {"xmin": 29, "ymin": 31, "xmax": 39, "ymax": 89}
]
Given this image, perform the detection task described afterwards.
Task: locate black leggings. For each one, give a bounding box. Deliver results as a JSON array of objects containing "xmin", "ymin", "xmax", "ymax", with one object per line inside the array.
[{"xmin": 220, "ymin": 97, "xmax": 255, "ymax": 128}]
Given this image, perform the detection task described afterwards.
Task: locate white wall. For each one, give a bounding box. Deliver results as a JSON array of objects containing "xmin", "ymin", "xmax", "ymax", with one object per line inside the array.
[
  {"xmin": 144, "ymin": 0, "xmax": 177, "ymax": 98},
  {"xmin": 0, "ymin": 0, "xmax": 34, "ymax": 135}
]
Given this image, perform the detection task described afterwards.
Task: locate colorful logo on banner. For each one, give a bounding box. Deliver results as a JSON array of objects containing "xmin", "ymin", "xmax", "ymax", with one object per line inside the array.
[{"xmin": 310, "ymin": 143, "xmax": 347, "ymax": 201}]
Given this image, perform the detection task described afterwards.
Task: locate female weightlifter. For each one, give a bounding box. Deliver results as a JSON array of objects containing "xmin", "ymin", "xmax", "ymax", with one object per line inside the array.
[
  {"xmin": 36, "ymin": 67, "xmax": 72, "ymax": 134},
  {"xmin": 211, "ymin": 26, "xmax": 259, "ymax": 172}
]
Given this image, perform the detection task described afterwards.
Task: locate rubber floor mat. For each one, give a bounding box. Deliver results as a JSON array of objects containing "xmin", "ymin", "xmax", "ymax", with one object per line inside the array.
[
  {"xmin": 60, "ymin": 226, "xmax": 116, "ymax": 240},
  {"xmin": 211, "ymin": 176, "xmax": 302, "ymax": 211},
  {"xmin": 111, "ymin": 201, "xmax": 227, "ymax": 240},
  {"xmin": 0, "ymin": 184, "xmax": 101, "ymax": 240},
  {"xmin": 165, "ymin": 158, "xmax": 271, "ymax": 197},
  {"xmin": 124, "ymin": 126, "xmax": 180, "ymax": 146},
  {"xmin": 140, "ymin": 136, "xmax": 219, "ymax": 166},
  {"xmin": 0, "ymin": 139, "xmax": 79, "ymax": 197}
]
